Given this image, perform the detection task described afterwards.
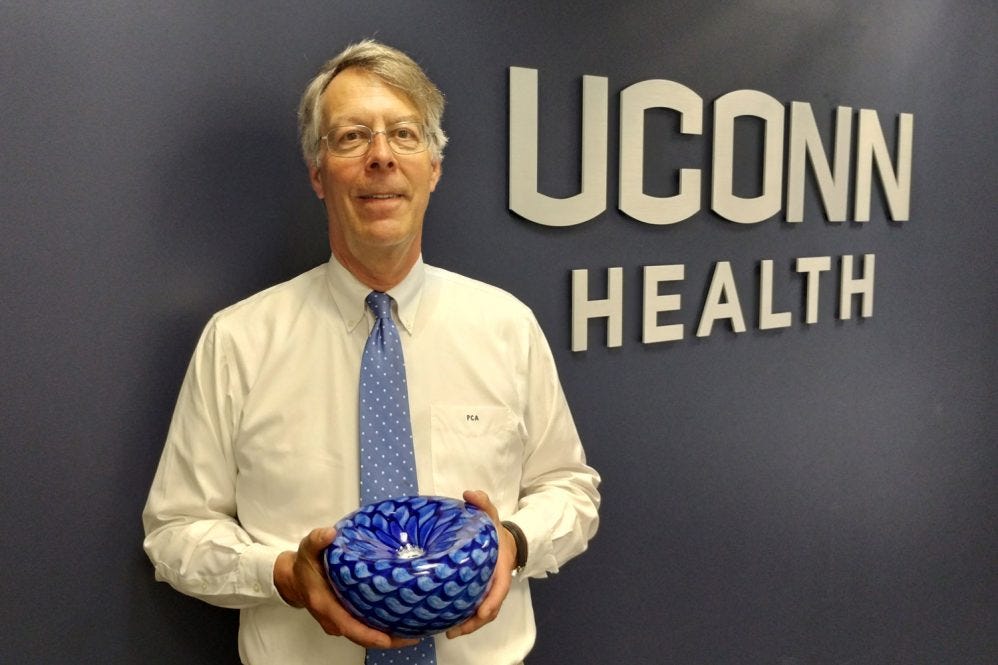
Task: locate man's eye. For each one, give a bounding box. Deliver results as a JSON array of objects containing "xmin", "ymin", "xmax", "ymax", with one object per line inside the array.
[
  {"xmin": 339, "ymin": 130, "xmax": 364, "ymax": 143},
  {"xmin": 394, "ymin": 125, "xmax": 424, "ymax": 140}
]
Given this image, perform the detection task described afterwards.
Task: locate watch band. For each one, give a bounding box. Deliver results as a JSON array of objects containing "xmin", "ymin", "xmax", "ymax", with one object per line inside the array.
[{"xmin": 501, "ymin": 520, "xmax": 528, "ymax": 575}]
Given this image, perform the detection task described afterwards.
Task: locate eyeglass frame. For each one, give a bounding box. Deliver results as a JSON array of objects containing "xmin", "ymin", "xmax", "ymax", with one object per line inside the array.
[{"xmin": 319, "ymin": 121, "xmax": 430, "ymax": 159}]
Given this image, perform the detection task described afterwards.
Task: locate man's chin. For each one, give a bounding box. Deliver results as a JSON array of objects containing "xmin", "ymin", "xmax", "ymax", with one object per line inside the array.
[{"xmin": 362, "ymin": 229, "xmax": 417, "ymax": 250}]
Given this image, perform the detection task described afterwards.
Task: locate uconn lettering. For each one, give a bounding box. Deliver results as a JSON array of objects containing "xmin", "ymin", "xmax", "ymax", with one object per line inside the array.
[{"xmin": 508, "ymin": 67, "xmax": 913, "ymax": 226}]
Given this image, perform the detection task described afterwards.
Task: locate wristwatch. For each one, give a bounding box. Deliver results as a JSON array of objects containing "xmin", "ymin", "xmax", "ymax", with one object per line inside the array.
[{"xmin": 501, "ymin": 520, "xmax": 528, "ymax": 577}]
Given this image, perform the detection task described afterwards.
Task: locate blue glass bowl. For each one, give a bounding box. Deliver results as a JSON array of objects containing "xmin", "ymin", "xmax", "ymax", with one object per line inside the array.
[{"xmin": 322, "ymin": 495, "xmax": 499, "ymax": 638}]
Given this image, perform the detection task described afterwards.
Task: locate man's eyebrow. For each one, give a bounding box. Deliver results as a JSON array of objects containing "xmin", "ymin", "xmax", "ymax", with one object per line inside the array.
[{"xmin": 327, "ymin": 114, "xmax": 422, "ymax": 127}]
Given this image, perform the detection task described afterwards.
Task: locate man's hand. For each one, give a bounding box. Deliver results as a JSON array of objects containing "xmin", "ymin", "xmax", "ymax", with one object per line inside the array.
[
  {"xmin": 274, "ymin": 527, "xmax": 420, "ymax": 650},
  {"xmin": 446, "ymin": 489, "xmax": 518, "ymax": 639}
]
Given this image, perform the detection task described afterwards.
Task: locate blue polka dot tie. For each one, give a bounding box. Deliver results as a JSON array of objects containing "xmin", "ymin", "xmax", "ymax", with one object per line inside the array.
[{"xmin": 359, "ymin": 291, "xmax": 437, "ymax": 665}]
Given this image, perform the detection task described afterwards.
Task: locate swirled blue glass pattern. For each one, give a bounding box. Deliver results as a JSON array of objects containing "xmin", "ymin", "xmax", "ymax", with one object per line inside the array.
[{"xmin": 323, "ymin": 496, "xmax": 499, "ymax": 638}]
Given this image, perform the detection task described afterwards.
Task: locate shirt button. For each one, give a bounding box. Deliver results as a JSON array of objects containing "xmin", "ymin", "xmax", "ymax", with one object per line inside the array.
[{"xmin": 253, "ymin": 583, "xmax": 262, "ymax": 593}]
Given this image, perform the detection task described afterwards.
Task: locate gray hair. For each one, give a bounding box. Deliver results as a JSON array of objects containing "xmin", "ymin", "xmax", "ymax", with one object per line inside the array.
[{"xmin": 298, "ymin": 39, "xmax": 448, "ymax": 166}]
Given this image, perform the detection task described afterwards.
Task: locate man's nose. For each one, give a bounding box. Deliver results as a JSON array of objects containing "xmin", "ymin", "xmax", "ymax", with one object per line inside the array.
[{"xmin": 365, "ymin": 131, "xmax": 396, "ymax": 168}]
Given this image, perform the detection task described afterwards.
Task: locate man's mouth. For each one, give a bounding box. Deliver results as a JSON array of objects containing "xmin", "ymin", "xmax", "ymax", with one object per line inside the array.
[{"xmin": 359, "ymin": 193, "xmax": 403, "ymax": 200}]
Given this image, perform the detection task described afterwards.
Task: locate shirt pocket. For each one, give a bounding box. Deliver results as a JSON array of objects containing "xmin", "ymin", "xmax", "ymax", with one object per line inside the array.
[{"xmin": 429, "ymin": 404, "xmax": 521, "ymax": 506}]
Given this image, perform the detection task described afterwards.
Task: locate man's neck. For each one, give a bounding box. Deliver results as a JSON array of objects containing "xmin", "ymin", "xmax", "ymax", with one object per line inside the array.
[{"xmin": 331, "ymin": 244, "xmax": 419, "ymax": 292}]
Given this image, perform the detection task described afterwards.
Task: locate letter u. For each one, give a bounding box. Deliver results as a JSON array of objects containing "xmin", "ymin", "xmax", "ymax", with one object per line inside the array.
[{"xmin": 508, "ymin": 67, "xmax": 608, "ymax": 226}]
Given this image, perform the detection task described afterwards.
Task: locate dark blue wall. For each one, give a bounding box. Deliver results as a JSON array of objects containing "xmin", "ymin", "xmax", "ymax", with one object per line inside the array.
[{"xmin": 2, "ymin": 2, "xmax": 994, "ymax": 663}]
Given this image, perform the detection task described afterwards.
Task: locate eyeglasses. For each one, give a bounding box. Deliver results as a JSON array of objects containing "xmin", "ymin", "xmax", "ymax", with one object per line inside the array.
[{"xmin": 320, "ymin": 121, "xmax": 429, "ymax": 158}]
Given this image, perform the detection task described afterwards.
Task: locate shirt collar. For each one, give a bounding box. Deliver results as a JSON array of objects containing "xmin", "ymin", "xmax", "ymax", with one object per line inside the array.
[{"xmin": 324, "ymin": 254, "xmax": 425, "ymax": 335}]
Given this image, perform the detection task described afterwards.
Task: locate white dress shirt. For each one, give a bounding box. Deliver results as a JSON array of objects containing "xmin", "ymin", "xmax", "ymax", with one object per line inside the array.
[{"xmin": 142, "ymin": 256, "xmax": 601, "ymax": 665}]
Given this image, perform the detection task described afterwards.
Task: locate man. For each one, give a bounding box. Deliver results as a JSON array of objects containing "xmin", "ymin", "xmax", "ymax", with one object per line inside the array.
[{"xmin": 143, "ymin": 39, "xmax": 600, "ymax": 665}]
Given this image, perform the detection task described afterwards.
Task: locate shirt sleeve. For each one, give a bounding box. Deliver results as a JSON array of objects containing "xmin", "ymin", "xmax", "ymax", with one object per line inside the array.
[
  {"xmin": 505, "ymin": 314, "xmax": 601, "ymax": 579},
  {"xmin": 142, "ymin": 318, "xmax": 286, "ymax": 609}
]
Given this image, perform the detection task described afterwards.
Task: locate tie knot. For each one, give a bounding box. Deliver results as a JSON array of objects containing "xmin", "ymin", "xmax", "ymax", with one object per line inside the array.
[{"xmin": 366, "ymin": 291, "xmax": 393, "ymax": 320}]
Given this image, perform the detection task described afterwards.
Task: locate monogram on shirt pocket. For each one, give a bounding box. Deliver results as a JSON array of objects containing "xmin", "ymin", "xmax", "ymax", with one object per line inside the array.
[{"xmin": 429, "ymin": 404, "xmax": 520, "ymax": 504}]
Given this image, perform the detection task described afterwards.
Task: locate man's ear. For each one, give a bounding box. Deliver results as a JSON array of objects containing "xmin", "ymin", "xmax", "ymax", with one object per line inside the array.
[
  {"xmin": 429, "ymin": 159, "xmax": 442, "ymax": 192},
  {"xmin": 308, "ymin": 163, "xmax": 325, "ymax": 199}
]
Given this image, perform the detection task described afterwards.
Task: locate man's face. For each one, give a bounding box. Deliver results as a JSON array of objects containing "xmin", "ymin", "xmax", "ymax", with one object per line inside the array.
[{"xmin": 309, "ymin": 67, "xmax": 441, "ymax": 273}]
